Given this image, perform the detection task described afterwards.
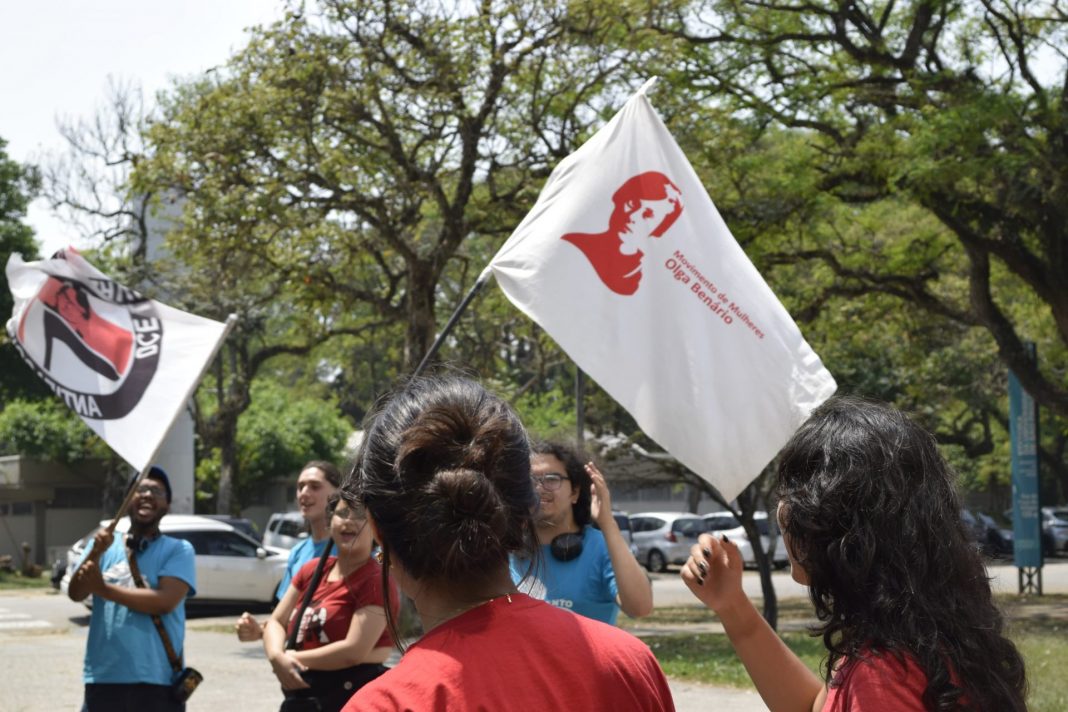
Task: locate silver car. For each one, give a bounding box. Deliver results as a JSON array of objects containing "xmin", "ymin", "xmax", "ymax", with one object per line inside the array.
[{"xmin": 630, "ymin": 511, "xmax": 706, "ymax": 572}]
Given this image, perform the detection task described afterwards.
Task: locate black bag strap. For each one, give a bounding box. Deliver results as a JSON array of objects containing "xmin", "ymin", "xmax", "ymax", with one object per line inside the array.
[
  {"xmin": 126, "ymin": 539, "xmax": 183, "ymax": 674},
  {"xmin": 285, "ymin": 541, "xmax": 335, "ymax": 651}
]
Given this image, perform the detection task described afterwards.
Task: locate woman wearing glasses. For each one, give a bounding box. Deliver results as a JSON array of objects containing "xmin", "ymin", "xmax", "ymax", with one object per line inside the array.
[
  {"xmin": 512, "ymin": 441, "xmax": 652, "ymax": 624},
  {"xmin": 262, "ymin": 485, "xmax": 398, "ymax": 712},
  {"xmin": 342, "ymin": 376, "xmax": 673, "ymax": 711}
]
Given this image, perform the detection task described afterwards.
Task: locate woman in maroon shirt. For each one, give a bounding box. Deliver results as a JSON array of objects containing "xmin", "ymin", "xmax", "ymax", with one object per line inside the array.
[
  {"xmin": 682, "ymin": 396, "xmax": 1027, "ymax": 711},
  {"xmin": 341, "ymin": 376, "xmax": 674, "ymax": 711},
  {"xmin": 262, "ymin": 487, "xmax": 397, "ymax": 712}
]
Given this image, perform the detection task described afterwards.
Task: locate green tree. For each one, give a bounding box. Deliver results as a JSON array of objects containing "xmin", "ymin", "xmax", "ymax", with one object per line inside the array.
[
  {"xmin": 134, "ymin": 0, "xmax": 635, "ymax": 375},
  {"xmin": 0, "ymin": 136, "xmax": 45, "ymax": 402},
  {"xmin": 0, "ymin": 399, "xmax": 112, "ymax": 464},
  {"xmin": 651, "ymin": 0, "xmax": 1068, "ymax": 421},
  {"xmin": 195, "ymin": 378, "xmax": 352, "ymax": 512}
]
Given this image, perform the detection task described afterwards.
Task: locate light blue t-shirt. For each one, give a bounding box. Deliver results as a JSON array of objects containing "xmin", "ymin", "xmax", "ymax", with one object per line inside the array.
[
  {"xmin": 276, "ymin": 536, "xmax": 330, "ymax": 599},
  {"xmin": 510, "ymin": 526, "xmax": 620, "ymax": 624},
  {"xmin": 81, "ymin": 534, "xmax": 196, "ymax": 685}
]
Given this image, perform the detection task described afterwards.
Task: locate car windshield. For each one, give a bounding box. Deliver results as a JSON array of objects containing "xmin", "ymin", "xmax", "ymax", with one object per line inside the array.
[
  {"xmin": 673, "ymin": 518, "xmax": 705, "ymax": 537},
  {"xmin": 981, "ymin": 511, "xmax": 1012, "ymax": 528},
  {"xmin": 275, "ymin": 519, "xmax": 307, "ymax": 538},
  {"xmin": 704, "ymin": 515, "xmax": 739, "ymax": 531},
  {"xmin": 1049, "ymin": 510, "xmax": 1068, "ymax": 523}
]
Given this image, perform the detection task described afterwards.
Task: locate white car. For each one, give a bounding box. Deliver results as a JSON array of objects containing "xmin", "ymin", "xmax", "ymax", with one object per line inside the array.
[
  {"xmin": 263, "ymin": 511, "xmax": 309, "ymax": 549},
  {"xmin": 703, "ymin": 511, "xmax": 790, "ymax": 569},
  {"xmin": 61, "ymin": 514, "xmax": 290, "ymax": 607}
]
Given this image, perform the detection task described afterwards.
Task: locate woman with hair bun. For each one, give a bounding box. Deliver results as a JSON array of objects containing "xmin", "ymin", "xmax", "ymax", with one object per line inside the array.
[
  {"xmin": 342, "ymin": 376, "xmax": 674, "ymax": 711},
  {"xmin": 682, "ymin": 395, "xmax": 1027, "ymax": 711}
]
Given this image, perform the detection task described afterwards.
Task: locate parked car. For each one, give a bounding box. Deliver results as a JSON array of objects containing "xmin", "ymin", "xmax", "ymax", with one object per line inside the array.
[
  {"xmin": 629, "ymin": 512, "xmax": 706, "ymax": 572},
  {"xmin": 1042, "ymin": 508, "xmax": 1068, "ymax": 556},
  {"xmin": 961, "ymin": 508, "xmax": 986, "ymax": 551},
  {"xmin": 701, "ymin": 511, "xmax": 789, "ymax": 569},
  {"xmin": 1003, "ymin": 506, "xmax": 1068, "ymax": 557},
  {"xmin": 977, "ymin": 511, "xmax": 1014, "ymax": 557},
  {"xmin": 201, "ymin": 514, "xmax": 261, "ymax": 543},
  {"xmin": 263, "ymin": 511, "xmax": 308, "ymax": 549},
  {"xmin": 60, "ymin": 514, "xmax": 289, "ymax": 607},
  {"xmin": 592, "ymin": 510, "xmax": 639, "ymax": 558}
]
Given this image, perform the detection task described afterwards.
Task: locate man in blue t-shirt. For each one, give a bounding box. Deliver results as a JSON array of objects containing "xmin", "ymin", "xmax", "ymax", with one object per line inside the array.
[
  {"xmin": 235, "ymin": 460, "xmax": 339, "ymax": 642},
  {"xmin": 68, "ymin": 467, "xmax": 197, "ymax": 712},
  {"xmin": 511, "ymin": 442, "xmax": 653, "ymax": 625}
]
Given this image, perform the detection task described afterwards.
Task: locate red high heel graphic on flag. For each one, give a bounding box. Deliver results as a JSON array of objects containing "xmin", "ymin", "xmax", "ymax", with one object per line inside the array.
[{"xmin": 23, "ymin": 277, "xmax": 134, "ymax": 381}]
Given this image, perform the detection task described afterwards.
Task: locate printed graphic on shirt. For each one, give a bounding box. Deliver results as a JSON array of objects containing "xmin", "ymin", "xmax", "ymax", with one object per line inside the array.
[
  {"xmin": 516, "ymin": 574, "xmax": 548, "ymax": 602},
  {"xmin": 296, "ymin": 605, "xmax": 330, "ymax": 645},
  {"xmin": 102, "ymin": 559, "xmax": 134, "ymax": 590}
]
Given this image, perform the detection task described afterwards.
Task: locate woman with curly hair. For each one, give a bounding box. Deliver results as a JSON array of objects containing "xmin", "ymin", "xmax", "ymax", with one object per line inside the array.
[
  {"xmin": 511, "ymin": 440, "xmax": 652, "ymax": 624},
  {"xmin": 341, "ymin": 376, "xmax": 673, "ymax": 711},
  {"xmin": 682, "ymin": 395, "xmax": 1027, "ymax": 711}
]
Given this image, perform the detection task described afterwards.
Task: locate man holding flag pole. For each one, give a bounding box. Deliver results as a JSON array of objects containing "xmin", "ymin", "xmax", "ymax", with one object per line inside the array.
[{"xmin": 5, "ymin": 246, "xmax": 235, "ymax": 709}]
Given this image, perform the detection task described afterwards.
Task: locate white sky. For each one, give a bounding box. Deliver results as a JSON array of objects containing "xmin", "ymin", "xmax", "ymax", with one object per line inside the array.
[{"xmin": 0, "ymin": 1, "xmax": 284, "ymax": 256}]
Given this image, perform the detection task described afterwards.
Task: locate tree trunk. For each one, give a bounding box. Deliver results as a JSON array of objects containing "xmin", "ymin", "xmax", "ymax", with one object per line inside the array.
[
  {"xmin": 405, "ymin": 261, "xmax": 438, "ymax": 371},
  {"xmin": 745, "ymin": 518, "xmax": 779, "ymax": 631},
  {"xmin": 216, "ymin": 419, "xmax": 238, "ymax": 514}
]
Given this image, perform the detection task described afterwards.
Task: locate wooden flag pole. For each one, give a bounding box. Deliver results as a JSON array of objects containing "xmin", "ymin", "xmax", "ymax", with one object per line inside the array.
[{"xmin": 99, "ymin": 313, "xmax": 239, "ymax": 538}]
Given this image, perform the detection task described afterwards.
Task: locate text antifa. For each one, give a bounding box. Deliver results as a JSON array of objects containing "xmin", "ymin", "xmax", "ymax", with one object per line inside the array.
[{"xmin": 13, "ymin": 341, "xmax": 103, "ymax": 417}]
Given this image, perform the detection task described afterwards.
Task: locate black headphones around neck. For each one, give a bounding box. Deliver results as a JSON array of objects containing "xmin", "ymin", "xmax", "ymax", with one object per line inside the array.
[
  {"xmin": 549, "ymin": 530, "xmax": 585, "ymax": 562},
  {"xmin": 126, "ymin": 533, "xmax": 158, "ymax": 554}
]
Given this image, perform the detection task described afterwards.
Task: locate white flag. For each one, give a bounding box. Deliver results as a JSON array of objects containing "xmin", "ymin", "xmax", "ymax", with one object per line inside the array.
[
  {"xmin": 488, "ymin": 82, "xmax": 836, "ymax": 501},
  {"xmin": 5, "ymin": 247, "xmax": 231, "ymax": 471}
]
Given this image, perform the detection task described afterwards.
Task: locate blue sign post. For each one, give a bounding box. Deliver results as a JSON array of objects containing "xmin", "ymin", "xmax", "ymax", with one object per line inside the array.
[{"xmin": 1009, "ymin": 344, "xmax": 1041, "ymax": 593}]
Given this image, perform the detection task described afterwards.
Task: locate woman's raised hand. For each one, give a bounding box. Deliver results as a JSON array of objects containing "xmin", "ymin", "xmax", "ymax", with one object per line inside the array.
[{"xmin": 681, "ymin": 533, "xmax": 747, "ymax": 614}]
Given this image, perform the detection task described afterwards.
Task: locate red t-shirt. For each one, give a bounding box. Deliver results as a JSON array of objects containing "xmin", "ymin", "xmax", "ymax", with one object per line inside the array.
[
  {"xmin": 823, "ymin": 651, "xmax": 930, "ymax": 711},
  {"xmin": 288, "ymin": 556, "xmax": 396, "ymax": 651},
  {"xmin": 343, "ymin": 593, "xmax": 674, "ymax": 711}
]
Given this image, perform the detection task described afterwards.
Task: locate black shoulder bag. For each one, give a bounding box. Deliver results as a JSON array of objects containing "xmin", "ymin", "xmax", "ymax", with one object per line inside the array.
[
  {"xmin": 126, "ymin": 540, "xmax": 203, "ymax": 702},
  {"xmin": 279, "ymin": 542, "xmax": 336, "ymax": 712}
]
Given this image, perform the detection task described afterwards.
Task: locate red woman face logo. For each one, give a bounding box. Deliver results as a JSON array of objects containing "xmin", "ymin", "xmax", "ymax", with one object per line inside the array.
[{"xmin": 561, "ymin": 172, "xmax": 684, "ymax": 295}]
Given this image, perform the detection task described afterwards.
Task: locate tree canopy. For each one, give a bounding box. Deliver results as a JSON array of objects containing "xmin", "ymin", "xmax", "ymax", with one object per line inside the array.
[
  {"xmin": 0, "ymin": 136, "xmax": 45, "ymax": 403},
  {"xmin": 27, "ymin": 0, "xmax": 1068, "ymax": 510},
  {"xmin": 650, "ymin": 0, "xmax": 1068, "ymax": 421}
]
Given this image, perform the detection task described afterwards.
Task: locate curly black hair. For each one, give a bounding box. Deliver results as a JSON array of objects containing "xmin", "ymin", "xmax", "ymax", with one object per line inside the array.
[
  {"xmin": 777, "ymin": 395, "xmax": 1026, "ymax": 711},
  {"xmin": 530, "ymin": 440, "xmax": 593, "ymax": 527}
]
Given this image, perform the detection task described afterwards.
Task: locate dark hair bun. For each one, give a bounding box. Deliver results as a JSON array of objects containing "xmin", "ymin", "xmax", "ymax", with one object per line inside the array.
[
  {"xmin": 356, "ymin": 376, "xmax": 538, "ymax": 585},
  {"xmin": 425, "ymin": 468, "xmax": 508, "ymax": 578}
]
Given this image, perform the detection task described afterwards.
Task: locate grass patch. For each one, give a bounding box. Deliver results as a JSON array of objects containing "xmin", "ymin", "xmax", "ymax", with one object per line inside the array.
[
  {"xmin": 190, "ymin": 623, "xmax": 241, "ymax": 635},
  {"xmin": 0, "ymin": 570, "xmax": 52, "ymax": 590},
  {"xmin": 641, "ymin": 631, "xmax": 825, "ymax": 688},
  {"xmin": 622, "ymin": 600, "xmax": 818, "ymax": 628}
]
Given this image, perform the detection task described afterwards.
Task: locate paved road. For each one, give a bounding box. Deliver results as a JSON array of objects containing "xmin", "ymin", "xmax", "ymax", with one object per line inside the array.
[
  {"xmin": 4, "ymin": 558, "xmax": 1065, "ymax": 712},
  {"xmin": 648, "ymin": 557, "xmax": 1068, "ymax": 606},
  {"xmin": 0, "ymin": 590, "xmax": 764, "ymax": 711}
]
